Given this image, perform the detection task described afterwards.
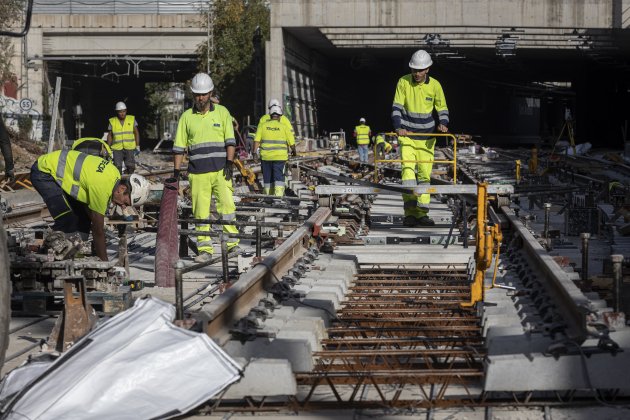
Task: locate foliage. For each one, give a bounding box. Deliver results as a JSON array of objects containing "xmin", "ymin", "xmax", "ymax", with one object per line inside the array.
[
  {"xmin": 144, "ymin": 82, "xmax": 185, "ymax": 139},
  {"xmin": 0, "ymin": 0, "xmax": 25, "ymax": 81},
  {"xmin": 196, "ymin": 0, "xmax": 270, "ymax": 121}
]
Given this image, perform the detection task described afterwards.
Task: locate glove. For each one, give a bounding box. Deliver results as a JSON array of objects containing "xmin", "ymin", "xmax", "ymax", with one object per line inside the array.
[
  {"xmin": 173, "ymin": 169, "xmax": 182, "ymax": 180},
  {"xmin": 5, "ymin": 169, "xmax": 15, "ymax": 183},
  {"xmin": 290, "ymin": 146, "xmax": 297, "ymax": 157},
  {"xmin": 134, "ymin": 146, "xmax": 140, "ymax": 157},
  {"xmin": 223, "ymin": 160, "xmax": 234, "ymax": 181}
]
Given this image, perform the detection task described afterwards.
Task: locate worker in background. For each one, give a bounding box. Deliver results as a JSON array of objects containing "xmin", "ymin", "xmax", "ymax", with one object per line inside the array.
[
  {"xmin": 107, "ymin": 101, "xmax": 140, "ymax": 175},
  {"xmin": 172, "ymin": 72, "xmax": 239, "ymax": 263},
  {"xmin": 256, "ymin": 98, "xmax": 295, "ymax": 146},
  {"xmin": 353, "ymin": 118, "xmax": 371, "ymax": 163},
  {"xmin": 252, "ymin": 104, "xmax": 296, "ymax": 196},
  {"xmin": 374, "ymin": 132, "xmax": 392, "ymax": 160},
  {"xmin": 0, "ymin": 116, "xmax": 15, "ymax": 182},
  {"xmin": 392, "ymin": 49, "xmax": 449, "ymax": 227},
  {"xmin": 30, "ymin": 149, "xmax": 148, "ymax": 261}
]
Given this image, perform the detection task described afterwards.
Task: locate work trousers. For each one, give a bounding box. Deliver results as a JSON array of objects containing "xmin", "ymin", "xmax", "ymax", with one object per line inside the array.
[
  {"xmin": 112, "ymin": 149, "xmax": 135, "ymax": 174},
  {"xmin": 357, "ymin": 145, "xmax": 369, "ymax": 162},
  {"xmin": 30, "ymin": 163, "xmax": 90, "ymax": 240},
  {"xmin": 261, "ymin": 160, "xmax": 286, "ymax": 196},
  {"xmin": 188, "ymin": 170, "xmax": 238, "ymax": 254},
  {"xmin": 400, "ymin": 137, "xmax": 435, "ymax": 218}
]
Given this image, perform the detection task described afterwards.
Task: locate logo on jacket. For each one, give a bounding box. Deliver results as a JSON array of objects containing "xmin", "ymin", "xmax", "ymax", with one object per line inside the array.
[
  {"xmin": 213, "ymin": 123, "xmax": 221, "ymax": 127},
  {"xmin": 266, "ymin": 127, "xmax": 280, "ymax": 131},
  {"xmin": 96, "ymin": 159, "xmax": 109, "ymax": 173},
  {"xmin": 425, "ymin": 97, "xmax": 433, "ymax": 101}
]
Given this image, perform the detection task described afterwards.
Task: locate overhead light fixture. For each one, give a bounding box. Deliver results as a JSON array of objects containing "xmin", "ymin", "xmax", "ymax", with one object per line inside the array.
[
  {"xmin": 423, "ymin": 33, "xmax": 450, "ymax": 48},
  {"xmin": 496, "ymin": 34, "xmax": 517, "ymax": 57}
]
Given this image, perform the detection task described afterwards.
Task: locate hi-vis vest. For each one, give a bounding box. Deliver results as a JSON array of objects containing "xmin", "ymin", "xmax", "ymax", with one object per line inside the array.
[
  {"xmin": 254, "ymin": 119, "xmax": 294, "ymax": 161},
  {"xmin": 37, "ymin": 150, "xmax": 121, "ymax": 215},
  {"xmin": 172, "ymin": 104, "xmax": 236, "ymax": 174},
  {"xmin": 354, "ymin": 125, "xmax": 371, "ymax": 145},
  {"xmin": 109, "ymin": 115, "xmax": 136, "ymax": 150},
  {"xmin": 256, "ymin": 114, "xmax": 295, "ymax": 143}
]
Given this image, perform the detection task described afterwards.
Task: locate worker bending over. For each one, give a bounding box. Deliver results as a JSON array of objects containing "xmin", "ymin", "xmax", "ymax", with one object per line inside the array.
[
  {"xmin": 392, "ymin": 49, "xmax": 449, "ymax": 227},
  {"xmin": 173, "ymin": 72, "xmax": 239, "ymax": 263},
  {"xmin": 253, "ymin": 104, "xmax": 296, "ymax": 196},
  {"xmin": 107, "ymin": 101, "xmax": 140, "ymax": 174},
  {"xmin": 30, "ymin": 150, "xmax": 147, "ymax": 261},
  {"xmin": 353, "ymin": 118, "xmax": 371, "ymax": 163},
  {"xmin": 374, "ymin": 133, "xmax": 392, "ymax": 160}
]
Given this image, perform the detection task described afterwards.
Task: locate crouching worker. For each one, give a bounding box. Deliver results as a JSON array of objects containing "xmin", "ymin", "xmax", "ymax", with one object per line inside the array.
[{"xmin": 30, "ymin": 149, "xmax": 141, "ymax": 261}]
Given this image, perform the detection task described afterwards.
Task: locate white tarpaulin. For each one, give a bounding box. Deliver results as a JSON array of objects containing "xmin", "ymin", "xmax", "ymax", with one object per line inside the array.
[{"xmin": 1, "ymin": 297, "xmax": 242, "ymax": 419}]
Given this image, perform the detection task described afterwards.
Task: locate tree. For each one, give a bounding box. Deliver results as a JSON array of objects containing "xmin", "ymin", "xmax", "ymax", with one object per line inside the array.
[
  {"xmin": 196, "ymin": 0, "xmax": 270, "ymax": 123},
  {"xmin": 0, "ymin": 0, "xmax": 24, "ymax": 81}
]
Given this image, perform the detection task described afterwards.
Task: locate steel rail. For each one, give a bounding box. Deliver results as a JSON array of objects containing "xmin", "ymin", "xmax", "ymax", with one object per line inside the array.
[
  {"xmin": 197, "ymin": 207, "xmax": 331, "ymax": 342},
  {"xmin": 500, "ymin": 205, "xmax": 591, "ymax": 342}
]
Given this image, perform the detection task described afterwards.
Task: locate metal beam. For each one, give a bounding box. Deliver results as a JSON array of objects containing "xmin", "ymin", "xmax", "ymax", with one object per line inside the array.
[{"xmin": 315, "ymin": 184, "xmax": 514, "ymax": 196}]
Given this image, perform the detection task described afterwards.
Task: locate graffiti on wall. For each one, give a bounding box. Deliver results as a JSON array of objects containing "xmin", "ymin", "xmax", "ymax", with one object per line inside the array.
[{"xmin": 0, "ymin": 95, "xmax": 44, "ymax": 140}]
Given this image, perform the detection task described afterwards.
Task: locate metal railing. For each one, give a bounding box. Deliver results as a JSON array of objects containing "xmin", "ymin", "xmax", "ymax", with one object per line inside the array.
[
  {"xmin": 373, "ymin": 132, "xmax": 458, "ymax": 183},
  {"xmin": 34, "ymin": 0, "xmax": 204, "ymax": 15}
]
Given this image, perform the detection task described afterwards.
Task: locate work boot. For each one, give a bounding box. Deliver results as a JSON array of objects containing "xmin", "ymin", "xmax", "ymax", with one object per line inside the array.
[
  {"xmin": 194, "ymin": 252, "xmax": 214, "ymax": 263},
  {"xmin": 417, "ymin": 216, "xmax": 435, "ymax": 226},
  {"xmin": 403, "ymin": 216, "xmax": 418, "ymax": 227},
  {"xmin": 227, "ymin": 244, "xmax": 241, "ymax": 254}
]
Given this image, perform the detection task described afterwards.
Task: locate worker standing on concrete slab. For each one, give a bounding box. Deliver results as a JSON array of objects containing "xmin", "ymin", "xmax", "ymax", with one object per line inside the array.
[
  {"xmin": 252, "ymin": 104, "xmax": 296, "ymax": 196},
  {"xmin": 107, "ymin": 101, "xmax": 140, "ymax": 175},
  {"xmin": 30, "ymin": 150, "xmax": 148, "ymax": 261},
  {"xmin": 0, "ymin": 116, "xmax": 15, "ymax": 182},
  {"xmin": 255, "ymin": 98, "xmax": 295, "ymax": 145},
  {"xmin": 172, "ymin": 72, "xmax": 239, "ymax": 263},
  {"xmin": 392, "ymin": 49, "xmax": 449, "ymax": 227},
  {"xmin": 354, "ymin": 118, "xmax": 371, "ymax": 163}
]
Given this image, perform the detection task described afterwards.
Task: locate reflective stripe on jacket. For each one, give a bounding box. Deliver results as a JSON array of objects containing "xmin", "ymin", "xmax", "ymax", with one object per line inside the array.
[
  {"xmin": 254, "ymin": 119, "xmax": 293, "ymax": 161},
  {"xmin": 392, "ymin": 75, "xmax": 449, "ymax": 137},
  {"xmin": 256, "ymin": 114, "xmax": 295, "ymax": 144},
  {"xmin": 173, "ymin": 104, "xmax": 236, "ymax": 174},
  {"xmin": 36, "ymin": 150, "xmax": 121, "ymax": 215},
  {"xmin": 109, "ymin": 115, "xmax": 136, "ymax": 150},
  {"xmin": 354, "ymin": 125, "xmax": 371, "ymax": 145}
]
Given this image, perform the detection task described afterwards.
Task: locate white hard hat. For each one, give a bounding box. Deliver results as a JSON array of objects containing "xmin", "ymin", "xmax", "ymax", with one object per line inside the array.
[
  {"xmin": 359, "ymin": 117, "xmax": 366, "ymax": 123},
  {"xmin": 129, "ymin": 174, "xmax": 150, "ymax": 206},
  {"xmin": 269, "ymin": 105, "xmax": 283, "ymax": 115},
  {"xmin": 409, "ymin": 49, "xmax": 433, "ymax": 70},
  {"xmin": 190, "ymin": 73, "xmax": 214, "ymax": 94},
  {"xmin": 115, "ymin": 102, "xmax": 127, "ymax": 111},
  {"xmin": 268, "ymin": 98, "xmax": 280, "ymax": 108}
]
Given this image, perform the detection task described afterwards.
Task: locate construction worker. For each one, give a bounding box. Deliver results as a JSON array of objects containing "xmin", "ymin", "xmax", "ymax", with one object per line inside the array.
[
  {"xmin": 255, "ymin": 98, "xmax": 295, "ymax": 144},
  {"xmin": 374, "ymin": 133, "xmax": 392, "ymax": 160},
  {"xmin": 252, "ymin": 104, "xmax": 296, "ymax": 196},
  {"xmin": 107, "ymin": 101, "xmax": 140, "ymax": 175},
  {"xmin": 392, "ymin": 49, "xmax": 449, "ymax": 227},
  {"xmin": 30, "ymin": 150, "xmax": 148, "ymax": 261},
  {"xmin": 0, "ymin": 116, "xmax": 14, "ymax": 182},
  {"xmin": 353, "ymin": 118, "xmax": 371, "ymax": 163},
  {"xmin": 172, "ymin": 72, "xmax": 239, "ymax": 263}
]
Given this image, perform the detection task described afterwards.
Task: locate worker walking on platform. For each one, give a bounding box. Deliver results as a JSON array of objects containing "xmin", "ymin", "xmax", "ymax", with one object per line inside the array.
[
  {"xmin": 392, "ymin": 49, "xmax": 449, "ymax": 227},
  {"xmin": 253, "ymin": 104, "xmax": 296, "ymax": 196},
  {"xmin": 255, "ymin": 98, "xmax": 295, "ymax": 145},
  {"xmin": 353, "ymin": 118, "xmax": 371, "ymax": 163},
  {"xmin": 107, "ymin": 102, "xmax": 140, "ymax": 175},
  {"xmin": 30, "ymin": 150, "xmax": 147, "ymax": 261},
  {"xmin": 172, "ymin": 72, "xmax": 239, "ymax": 263}
]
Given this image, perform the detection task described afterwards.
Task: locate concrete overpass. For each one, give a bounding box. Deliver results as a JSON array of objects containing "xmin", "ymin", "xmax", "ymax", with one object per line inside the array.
[
  {"xmin": 6, "ymin": 0, "xmax": 206, "ymax": 141},
  {"xmin": 266, "ymin": 0, "xmax": 630, "ymax": 145}
]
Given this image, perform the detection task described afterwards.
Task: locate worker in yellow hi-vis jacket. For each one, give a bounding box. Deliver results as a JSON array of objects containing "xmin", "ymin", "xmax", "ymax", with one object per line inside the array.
[
  {"xmin": 392, "ymin": 49, "xmax": 449, "ymax": 227},
  {"xmin": 253, "ymin": 104, "xmax": 296, "ymax": 196}
]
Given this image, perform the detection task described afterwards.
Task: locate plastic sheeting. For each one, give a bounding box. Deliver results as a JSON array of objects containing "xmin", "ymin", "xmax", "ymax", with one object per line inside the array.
[{"xmin": 0, "ymin": 297, "xmax": 241, "ymax": 420}]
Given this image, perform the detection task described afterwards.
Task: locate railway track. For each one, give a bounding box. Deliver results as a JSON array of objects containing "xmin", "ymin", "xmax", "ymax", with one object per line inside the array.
[{"xmin": 2, "ymin": 143, "xmax": 629, "ymax": 416}]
